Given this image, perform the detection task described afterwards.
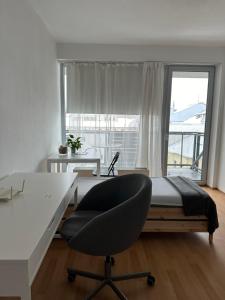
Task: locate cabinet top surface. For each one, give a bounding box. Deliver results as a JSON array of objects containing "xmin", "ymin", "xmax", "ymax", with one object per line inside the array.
[{"xmin": 0, "ymin": 173, "xmax": 77, "ymax": 261}]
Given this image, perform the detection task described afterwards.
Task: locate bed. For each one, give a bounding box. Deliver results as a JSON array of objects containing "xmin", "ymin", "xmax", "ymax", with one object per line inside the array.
[
  {"xmin": 76, "ymin": 176, "xmax": 219, "ymax": 244},
  {"xmin": 143, "ymin": 177, "xmax": 218, "ymax": 244}
]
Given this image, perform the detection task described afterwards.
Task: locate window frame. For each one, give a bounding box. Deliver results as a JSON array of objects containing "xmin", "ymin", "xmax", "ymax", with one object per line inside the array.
[
  {"xmin": 162, "ymin": 64, "xmax": 215, "ymax": 185},
  {"xmin": 60, "ymin": 63, "xmax": 140, "ymax": 169}
]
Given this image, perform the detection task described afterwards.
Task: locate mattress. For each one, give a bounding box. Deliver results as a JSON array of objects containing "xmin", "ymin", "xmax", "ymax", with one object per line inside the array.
[
  {"xmin": 151, "ymin": 177, "xmax": 182, "ymax": 207},
  {"xmin": 77, "ymin": 176, "xmax": 183, "ymax": 207}
]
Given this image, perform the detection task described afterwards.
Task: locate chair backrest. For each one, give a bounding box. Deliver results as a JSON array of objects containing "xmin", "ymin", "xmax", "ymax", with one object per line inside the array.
[
  {"xmin": 69, "ymin": 174, "xmax": 152, "ymax": 256},
  {"xmin": 107, "ymin": 152, "xmax": 120, "ymax": 176}
]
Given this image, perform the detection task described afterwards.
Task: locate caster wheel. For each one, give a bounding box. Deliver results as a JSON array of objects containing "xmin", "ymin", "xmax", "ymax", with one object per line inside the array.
[
  {"xmin": 111, "ymin": 257, "xmax": 115, "ymax": 266},
  {"xmin": 68, "ymin": 273, "xmax": 76, "ymax": 282},
  {"xmin": 147, "ymin": 275, "xmax": 155, "ymax": 286}
]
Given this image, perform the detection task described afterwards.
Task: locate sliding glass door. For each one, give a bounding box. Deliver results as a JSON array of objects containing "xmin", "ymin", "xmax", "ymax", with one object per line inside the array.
[{"xmin": 163, "ymin": 65, "xmax": 215, "ymax": 184}]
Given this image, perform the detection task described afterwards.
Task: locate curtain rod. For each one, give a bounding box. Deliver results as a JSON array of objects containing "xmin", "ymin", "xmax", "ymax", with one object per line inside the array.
[
  {"xmin": 58, "ymin": 60, "xmax": 160, "ymax": 64},
  {"xmin": 57, "ymin": 59, "xmax": 217, "ymax": 66}
]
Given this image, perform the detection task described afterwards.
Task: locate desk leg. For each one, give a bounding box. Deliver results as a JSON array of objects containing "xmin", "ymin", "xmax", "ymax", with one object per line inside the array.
[
  {"xmin": 0, "ymin": 262, "xmax": 31, "ymax": 300},
  {"xmin": 62, "ymin": 163, "xmax": 68, "ymax": 172},
  {"xmin": 96, "ymin": 160, "xmax": 101, "ymax": 177},
  {"xmin": 20, "ymin": 286, "xmax": 31, "ymax": 300},
  {"xmin": 74, "ymin": 187, "xmax": 78, "ymax": 207},
  {"xmin": 57, "ymin": 163, "xmax": 60, "ymax": 173},
  {"xmin": 47, "ymin": 161, "xmax": 51, "ymax": 173}
]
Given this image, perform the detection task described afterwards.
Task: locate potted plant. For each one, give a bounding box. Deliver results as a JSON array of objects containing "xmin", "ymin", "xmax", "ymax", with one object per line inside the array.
[{"xmin": 67, "ymin": 134, "xmax": 82, "ymax": 155}]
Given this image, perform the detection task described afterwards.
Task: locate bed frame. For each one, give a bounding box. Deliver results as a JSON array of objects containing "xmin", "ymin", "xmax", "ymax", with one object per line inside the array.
[
  {"xmin": 65, "ymin": 204, "xmax": 212, "ymax": 244},
  {"xmin": 142, "ymin": 206, "xmax": 212, "ymax": 244},
  {"xmin": 72, "ymin": 175, "xmax": 213, "ymax": 244}
]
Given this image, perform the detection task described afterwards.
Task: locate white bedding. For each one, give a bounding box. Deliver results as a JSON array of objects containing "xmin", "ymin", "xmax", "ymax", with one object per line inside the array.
[
  {"xmin": 76, "ymin": 176, "xmax": 183, "ymax": 207},
  {"xmin": 151, "ymin": 177, "xmax": 182, "ymax": 207}
]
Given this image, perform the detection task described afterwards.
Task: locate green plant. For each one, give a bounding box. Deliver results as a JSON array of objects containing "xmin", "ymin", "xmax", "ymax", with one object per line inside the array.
[{"xmin": 67, "ymin": 134, "xmax": 82, "ymax": 151}]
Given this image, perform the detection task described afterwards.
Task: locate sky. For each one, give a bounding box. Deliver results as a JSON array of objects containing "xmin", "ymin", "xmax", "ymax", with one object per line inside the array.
[{"xmin": 171, "ymin": 77, "xmax": 208, "ymax": 111}]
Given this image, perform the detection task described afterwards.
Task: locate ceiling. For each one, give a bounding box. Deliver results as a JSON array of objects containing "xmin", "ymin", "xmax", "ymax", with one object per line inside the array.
[{"xmin": 29, "ymin": 0, "xmax": 225, "ymax": 46}]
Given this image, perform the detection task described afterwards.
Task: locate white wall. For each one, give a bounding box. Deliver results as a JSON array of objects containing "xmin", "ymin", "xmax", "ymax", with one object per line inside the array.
[
  {"xmin": 0, "ymin": 0, "xmax": 61, "ymax": 178},
  {"xmin": 57, "ymin": 43, "xmax": 225, "ymax": 189},
  {"xmin": 57, "ymin": 43, "xmax": 225, "ymax": 64},
  {"xmin": 208, "ymin": 64, "xmax": 225, "ymax": 190}
]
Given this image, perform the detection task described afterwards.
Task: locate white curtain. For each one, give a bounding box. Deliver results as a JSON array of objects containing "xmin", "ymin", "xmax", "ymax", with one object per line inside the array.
[
  {"xmin": 66, "ymin": 62, "xmax": 143, "ymax": 169},
  {"xmin": 66, "ymin": 62, "xmax": 143, "ymax": 114},
  {"xmin": 136, "ymin": 62, "xmax": 164, "ymax": 177},
  {"xmin": 66, "ymin": 61, "xmax": 164, "ymax": 175}
]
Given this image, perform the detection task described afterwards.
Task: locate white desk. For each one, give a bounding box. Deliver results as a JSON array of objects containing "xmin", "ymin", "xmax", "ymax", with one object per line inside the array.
[
  {"xmin": 0, "ymin": 172, "xmax": 78, "ymax": 300},
  {"xmin": 47, "ymin": 148, "xmax": 101, "ymax": 176}
]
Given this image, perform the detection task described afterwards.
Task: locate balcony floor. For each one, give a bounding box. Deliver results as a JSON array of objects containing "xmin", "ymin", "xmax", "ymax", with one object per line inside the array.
[{"xmin": 167, "ymin": 167, "xmax": 201, "ymax": 181}]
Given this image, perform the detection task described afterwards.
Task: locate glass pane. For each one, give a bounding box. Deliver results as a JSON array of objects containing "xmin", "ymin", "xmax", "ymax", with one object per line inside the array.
[
  {"xmin": 167, "ymin": 71, "xmax": 209, "ymax": 181},
  {"xmin": 66, "ymin": 114, "xmax": 140, "ymax": 169}
]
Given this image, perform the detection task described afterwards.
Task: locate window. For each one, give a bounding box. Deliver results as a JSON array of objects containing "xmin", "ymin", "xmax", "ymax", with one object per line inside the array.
[
  {"xmin": 65, "ymin": 113, "xmax": 140, "ymax": 168},
  {"xmin": 61, "ymin": 61, "xmax": 163, "ymax": 172},
  {"xmin": 163, "ymin": 65, "xmax": 215, "ymax": 184}
]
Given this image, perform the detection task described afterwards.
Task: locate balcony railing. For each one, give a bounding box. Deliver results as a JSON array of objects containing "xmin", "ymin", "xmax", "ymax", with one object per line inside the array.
[{"xmin": 167, "ymin": 131, "xmax": 204, "ymax": 174}]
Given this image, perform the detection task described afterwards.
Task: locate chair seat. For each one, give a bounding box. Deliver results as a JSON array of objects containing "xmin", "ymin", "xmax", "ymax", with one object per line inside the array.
[{"xmin": 61, "ymin": 210, "xmax": 102, "ymax": 241}]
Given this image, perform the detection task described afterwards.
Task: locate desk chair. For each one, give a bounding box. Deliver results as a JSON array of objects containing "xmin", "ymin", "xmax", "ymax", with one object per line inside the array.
[
  {"xmin": 92, "ymin": 151, "xmax": 120, "ymax": 177},
  {"xmin": 61, "ymin": 174, "xmax": 155, "ymax": 300}
]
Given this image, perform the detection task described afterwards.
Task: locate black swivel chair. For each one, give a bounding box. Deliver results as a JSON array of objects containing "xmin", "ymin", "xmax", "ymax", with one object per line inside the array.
[{"xmin": 61, "ymin": 174, "xmax": 155, "ymax": 300}]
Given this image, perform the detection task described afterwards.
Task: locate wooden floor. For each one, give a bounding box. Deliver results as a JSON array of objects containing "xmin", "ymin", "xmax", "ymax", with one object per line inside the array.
[{"xmin": 29, "ymin": 187, "xmax": 225, "ymax": 300}]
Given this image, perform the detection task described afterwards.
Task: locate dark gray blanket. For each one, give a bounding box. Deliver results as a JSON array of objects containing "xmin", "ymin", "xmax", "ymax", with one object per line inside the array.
[{"xmin": 165, "ymin": 176, "xmax": 219, "ymax": 234}]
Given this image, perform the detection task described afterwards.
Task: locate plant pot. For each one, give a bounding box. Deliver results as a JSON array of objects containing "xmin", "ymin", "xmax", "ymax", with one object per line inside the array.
[
  {"xmin": 58, "ymin": 145, "xmax": 68, "ymax": 155},
  {"xmin": 71, "ymin": 148, "xmax": 76, "ymax": 155}
]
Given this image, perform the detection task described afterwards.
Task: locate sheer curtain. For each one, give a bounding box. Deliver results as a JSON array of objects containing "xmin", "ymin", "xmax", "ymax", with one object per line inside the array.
[
  {"xmin": 136, "ymin": 62, "xmax": 164, "ymax": 176},
  {"xmin": 66, "ymin": 62, "xmax": 142, "ymax": 114},
  {"xmin": 66, "ymin": 62, "xmax": 142, "ymax": 168},
  {"xmin": 65, "ymin": 62, "xmax": 164, "ymax": 173}
]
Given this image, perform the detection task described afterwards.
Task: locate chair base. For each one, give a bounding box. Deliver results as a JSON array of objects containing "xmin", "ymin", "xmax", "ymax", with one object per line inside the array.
[{"xmin": 67, "ymin": 256, "xmax": 155, "ymax": 300}]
